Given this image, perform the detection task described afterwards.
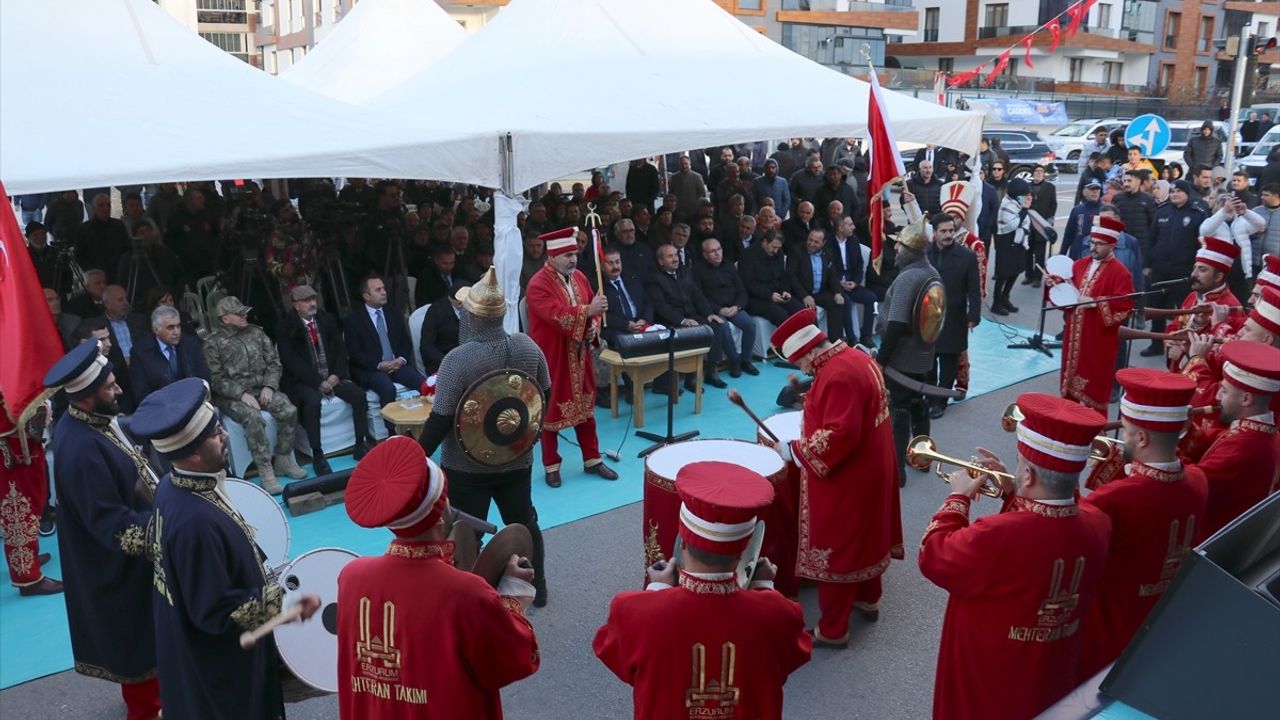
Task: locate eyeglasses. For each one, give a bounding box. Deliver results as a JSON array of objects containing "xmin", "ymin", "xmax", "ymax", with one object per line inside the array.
[{"xmin": 992, "ymin": 166, "xmax": 1005, "ymax": 171}]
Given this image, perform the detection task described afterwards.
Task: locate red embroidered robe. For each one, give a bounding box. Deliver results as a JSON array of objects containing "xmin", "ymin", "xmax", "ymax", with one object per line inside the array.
[
  {"xmin": 1194, "ymin": 416, "xmax": 1280, "ymax": 537},
  {"xmin": 0, "ymin": 411, "xmax": 49, "ymax": 587},
  {"xmin": 1077, "ymin": 462, "xmax": 1209, "ymax": 681},
  {"xmin": 919, "ymin": 494, "xmax": 1111, "ymax": 720},
  {"xmin": 525, "ymin": 265, "xmax": 601, "ymax": 431},
  {"xmin": 1060, "ymin": 256, "xmax": 1134, "ymax": 412},
  {"xmin": 593, "ymin": 573, "xmax": 812, "ymax": 720},
  {"xmin": 1178, "ymin": 352, "xmax": 1230, "ymax": 462},
  {"xmin": 1165, "ymin": 285, "xmax": 1245, "ymax": 371},
  {"xmin": 337, "ymin": 540, "xmax": 539, "ymax": 720},
  {"xmin": 789, "ymin": 343, "xmax": 903, "ymax": 583}
]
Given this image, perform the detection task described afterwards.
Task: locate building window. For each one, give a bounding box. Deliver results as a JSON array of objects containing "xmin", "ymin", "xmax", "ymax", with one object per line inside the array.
[
  {"xmin": 924, "ymin": 7, "xmax": 939, "ymax": 42},
  {"xmin": 1194, "ymin": 65, "xmax": 1208, "ymax": 93},
  {"xmin": 1102, "ymin": 61, "xmax": 1122, "ymax": 85},
  {"xmin": 1097, "ymin": 3, "xmax": 1112, "ymax": 29},
  {"xmin": 1199, "ymin": 16, "xmax": 1213, "ymax": 53},
  {"xmin": 984, "ymin": 3, "xmax": 1008, "ymax": 29},
  {"xmin": 199, "ymin": 31, "xmax": 248, "ymax": 61},
  {"xmin": 1260, "ymin": 22, "xmax": 1270, "ymax": 39},
  {"xmin": 197, "ymin": 0, "xmax": 250, "ymax": 25},
  {"xmin": 1069, "ymin": 57, "xmax": 1084, "ymax": 82},
  {"xmin": 1158, "ymin": 63, "xmax": 1174, "ymax": 90},
  {"xmin": 737, "ymin": 0, "xmax": 763, "ymax": 11},
  {"xmin": 780, "ymin": 24, "xmax": 885, "ymax": 69},
  {"xmin": 938, "ymin": 57, "xmax": 954, "ymax": 73},
  {"xmin": 1121, "ymin": 0, "xmax": 1156, "ymax": 45},
  {"xmin": 1166, "ymin": 11, "xmax": 1180, "ymax": 50}
]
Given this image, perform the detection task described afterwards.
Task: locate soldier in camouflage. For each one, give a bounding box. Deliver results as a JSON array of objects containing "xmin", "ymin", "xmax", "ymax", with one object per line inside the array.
[{"xmin": 205, "ymin": 296, "xmax": 307, "ymax": 494}]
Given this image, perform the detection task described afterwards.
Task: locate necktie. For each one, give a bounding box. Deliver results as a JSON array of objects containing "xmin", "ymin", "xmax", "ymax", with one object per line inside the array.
[
  {"xmin": 614, "ymin": 279, "xmax": 633, "ymax": 320},
  {"xmin": 308, "ymin": 320, "xmax": 320, "ymax": 349},
  {"xmin": 375, "ymin": 309, "xmax": 394, "ymax": 362},
  {"xmin": 166, "ymin": 345, "xmax": 179, "ymax": 377},
  {"xmin": 443, "ymin": 273, "xmax": 453, "ymax": 290},
  {"xmin": 678, "ymin": 247, "xmax": 685, "ymax": 266}
]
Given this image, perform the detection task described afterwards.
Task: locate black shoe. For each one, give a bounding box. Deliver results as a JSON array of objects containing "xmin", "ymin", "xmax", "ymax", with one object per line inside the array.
[
  {"xmin": 728, "ymin": 365, "xmax": 742, "ymax": 379},
  {"xmin": 1054, "ymin": 331, "xmax": 1064, "ymax": 341},
  {"xmin": 545, "ymin": 469, "xmax": 562, "ymax": 488},
  {"xmin": 313, "ymin": 457, "xmax": 332, "ymax": 476},
  {"xmin": 858, "ymin": 334, "xmax": 875, "ymax": 347},
  {"xmin": 704, "ymin": 373, "xmax": 727, "ymax": 389},
  {"xmin": 595, "ymin": 391, "xmax": 611, "ymax": 409},
  {"xmin": 585, "ymin": 462, "xmax": 619, "ymax": 480},
  {"xmin": 1005, "ymin": 301, "xmax": 1020, "ymax": 313},
  {"xmin": 39, "ymin": 507, "xmax": 55, "ymax": 537},
  {"xmin": 1031, "ymin": 279, "xmax": 1042, "ymax": 288},
  {"xmin": 990, "ymin": 302, "xmax": 1009, "ymax": 316},
  {"xmin": 740, "ymin": 362, "xmax": 759, "ymax": 376},
  {"xmin": 18, "ymin": 577, "xmax": 63, "ymax": 597},
  {"xmin": 682, "ymin": 376, "xmax": 697, "ymax": 393},
  {"xmin": 1139, "ymin": 343, "xmax": 1164, "ymax": 357},
  {"xmin": 1021, "ymin": 276, "xmax": 1035, "ymax": 285},
  {"xmin": 533, "ymin": 578, "xmax": 547, "ymax": 608},
  {"xmin": 353, "ymin": 442, "xmax": 371, "ymax": 461},
  {"xmin": 928, "ymin": 404, "xmax": 946, "ymax": 420}
]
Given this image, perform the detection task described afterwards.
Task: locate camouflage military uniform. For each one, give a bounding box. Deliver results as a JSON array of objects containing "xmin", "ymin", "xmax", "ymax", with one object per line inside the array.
[{"xmin": 205, "ymin": 314, "xmax": 298, "ymax": 470}]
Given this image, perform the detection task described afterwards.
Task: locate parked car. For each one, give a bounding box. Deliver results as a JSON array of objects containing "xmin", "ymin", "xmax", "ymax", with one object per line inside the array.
[
  {"xmin": 1152, "ymin": 120, "xmax": 1239, "ymax": 172},
  {"xmin": 1045, "ymin": 117, "xmax": 1130, "ymax": 173},
  {"xmin": 1237, "ymin": 126, "xmax": 1280, "ymax": 186},
  {"xmin": 984, "ymin": 129, "xmax": 1059, "ymax": 182}
]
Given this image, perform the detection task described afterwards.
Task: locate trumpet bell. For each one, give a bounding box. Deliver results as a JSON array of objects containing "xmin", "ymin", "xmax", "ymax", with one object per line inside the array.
[
  {"xmin": 906, "ymin": 435, "xmax": 1009, "ymax": 499},
  {"xmin": 1090, "ymin": 435, "xmax": 1123, "ymax": 462}
]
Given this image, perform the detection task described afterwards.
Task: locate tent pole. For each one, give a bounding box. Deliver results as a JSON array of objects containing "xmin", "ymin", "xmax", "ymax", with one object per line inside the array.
[{"xmin": 495, "ymin": 133, "xmax": 523, "ymax": 333}]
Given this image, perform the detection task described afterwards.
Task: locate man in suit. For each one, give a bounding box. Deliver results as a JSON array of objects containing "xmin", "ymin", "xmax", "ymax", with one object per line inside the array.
[
  {"xmin": 76, "ymin": 285, "xmax": 147, "ymax": 412},
  {"xmin": 419, "ymin": 291, "xmax": 462, "ymax": 375},
  {"xmin": 44, "ymin": 288, "xmax": 81, "ymax": 350},
  {"xmin": 64, "ymin": 268, "xmax": 107, "ymax": 319},
  {"xmin": 279, "ymin": 285, "xmax": 372, "ymax": 475},
  {"xmin": 345, "ymin": 275, "xmax": 428, "ymax": 426},
  {"xmin": 695, "ymin": 238, "xmax": 760, "ymax": 378},
  {"xmin": 787, "ymin": 229, "xmax": 844, "ymax": 342},
  {"xmin": 781, "ymin": 201, "xmax": 815, "ymax": 251},
  {"xmin": 415, "ymin": 246, "xmax": 470, "ymax": 307},
  {"xmin": 740, "ymin": 232, "xmax": 805, "ymax": 326},
  {"xmin": 644, "ymin": 244, "xmax": 728, "ymax": 389},
  {"xmin": 598, "ymin": 247, "xmax": 655, "ymax": 402},
  {"xmin": 610, "ymin": 218, "xmax": 654, "ymax": 284},
  {"xmin": 829, "ymin": 217, "xmax": 878, "ymax": 345},
  {"xmin": 721, "ymin": 214, "xmax": 758, "ymax": 267},
  {"xmin": 129, "ymin": 305, "xmax": 211, "ymax": 405},
  {"xmin": 925, "ymin": 214, "xmax": 981, "ymax": 419}
]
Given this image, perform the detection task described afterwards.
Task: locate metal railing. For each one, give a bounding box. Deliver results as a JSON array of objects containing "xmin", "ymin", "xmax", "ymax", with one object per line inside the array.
[
  {"xmin": 782, "ymin": 0, "xmax": 914, "ymax": 11},
  {"xmin": 923, "ymin": 28, "xmax": 939, "ymax": 42}
]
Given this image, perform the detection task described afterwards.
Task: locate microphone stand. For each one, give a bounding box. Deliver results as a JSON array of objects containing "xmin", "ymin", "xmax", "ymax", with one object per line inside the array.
[
  {"xmin": 636, "ymin": 329, "xmax": 701, "ymax": 458},
  {"xmin": 1007, "ymin": 279, "xmax": 1188, "ymax": 358}
]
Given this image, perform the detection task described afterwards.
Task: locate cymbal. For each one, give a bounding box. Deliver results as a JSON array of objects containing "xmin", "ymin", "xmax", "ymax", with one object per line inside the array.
[{"xmin": 471, "ymin": 524, "xmax": 533, "ymax": 588}]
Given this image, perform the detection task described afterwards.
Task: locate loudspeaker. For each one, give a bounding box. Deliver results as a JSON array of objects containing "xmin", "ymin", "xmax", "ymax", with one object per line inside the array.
[
  {"xmin": 1100, "ymin": 492, "xmax": 1280, "ymax": 718},
  {"xmin": 612, "ymin": 325, "xmax": 714, "ymax": 359}
]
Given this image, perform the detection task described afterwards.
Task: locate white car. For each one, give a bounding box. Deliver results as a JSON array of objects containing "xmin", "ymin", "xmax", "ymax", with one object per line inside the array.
[
  {"xmin": 1045, "ymin": 117, "xmax": 1130, "ymax": 173},
  {"xmin": 1152, "ymin": 120, "xmax": 1239, "ymax": 172},
  {"xmin": 1238, "ymin": 126, "xmax": 1280, "ymax": 186}
]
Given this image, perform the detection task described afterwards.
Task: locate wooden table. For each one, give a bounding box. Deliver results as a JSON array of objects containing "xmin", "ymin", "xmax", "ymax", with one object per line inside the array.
[
  {"xmin": 598, "ymin": 347, "xmax": 710, "ymax": 429},
  {"xmin": 379, "ymin": 396, "xmax": 434, "ymax": 439}
]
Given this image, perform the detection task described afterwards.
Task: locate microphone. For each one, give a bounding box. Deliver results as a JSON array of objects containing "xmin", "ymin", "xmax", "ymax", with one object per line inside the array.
[{"xmin": 1150, "ymin": 277, "xmax": 1191, "ymax": 288}]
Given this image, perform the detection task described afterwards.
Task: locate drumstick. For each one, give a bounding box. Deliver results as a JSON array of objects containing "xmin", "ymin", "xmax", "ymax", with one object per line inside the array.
[
  {"xmin": 726, "ymin": 389, "xmax": 780, "ymax": 444},
  {"xmin": 239, "ymin": 603, "xmax": 306, "ymax": 649}
]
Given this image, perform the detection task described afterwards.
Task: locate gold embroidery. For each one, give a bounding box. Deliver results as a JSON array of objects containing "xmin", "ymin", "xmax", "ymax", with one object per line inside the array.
[
  {"xmin": 794, "ymin": 460, "xmax": 893, "ymax": 582},
  {"xmin": 115, "ymin": 522, "xmax": 149, "ymax": 557},
  {"xmin": 387, "ymin": 540, "xmax": 454, "ymax": 561},
  {"xmin": 868, "ymin": 363, "xmax": 890, "ymax": 426},
  {"xmin": 1037, "ymin": 557, "xmax": 1085, "ymax": 626},
  {"xmin": 73, "ymin": 661, "xmax": 157, "ymax": 685},
  {"xmin": 939, "ymin": 498, "xmax": 970, "ymax": 516},
  {"xmin": 686, "ymin": 643, "xmax": 740, "ymax": 711},
  {"xmin": 1061, "ymin": 260, "xmax": 1121, "ymax": 411},
  {"xmin": 1011, "ymin": 496, "xmax": 1079, "ymax": 518},
  {"xmin": 356, "ymin": 597, "xmax": 402, "ymax": 679},
  {"xmin": 678, "ymin": 575, "xmax": 739, "ymax": 595},
  {"xmin": 644, "ymin": 520, "xmax": 664, "ymax": 567},
  {"xmin": 230, "ymin": 583, "xmax": 284, "ymax": 631},
  {"xmin": 1, "ymin": 481, "xmax": 40, "ymax": 579},
  {"xmin": 1130, "ymin": 462, "xmax": 1183, "ymax": 484},
  {"xmin": 71, "ymin": 409, "xmax": 158, "ymax": 498},
  {"xmin": 171, "ymin": 472, "xmax": 218, "ymax": 491},
  {"xmin": 1237, "ymin": 418, "xmax": 1278, "ymax": 435},
  {"xmin": 1138, "ymin": 515, "xmax": 1195, "ymax": 597},
  {"xmin": 151, "ymin": 513, "xmax": 173, "ymax": 606}
]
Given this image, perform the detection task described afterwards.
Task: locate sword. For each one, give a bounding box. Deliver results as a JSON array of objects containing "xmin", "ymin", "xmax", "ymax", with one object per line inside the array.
[{"xmin": 881, "ymin": 365, "xmax": 964, "ymax": 399}]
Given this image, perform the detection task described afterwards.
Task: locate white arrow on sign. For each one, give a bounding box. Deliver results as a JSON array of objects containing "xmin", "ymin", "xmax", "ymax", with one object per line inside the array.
[{"xmin": 1129, "ymin": 117, "xmax": 1163, "ymax": 156}]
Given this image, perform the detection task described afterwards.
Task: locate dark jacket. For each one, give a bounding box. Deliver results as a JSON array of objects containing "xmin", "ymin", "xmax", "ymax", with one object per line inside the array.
[
  {"xmin": 1111, "ymin": 190, "xmax": 1157, "ymax": 249},
  {"xmin": 926, "ymin": 242, "xmax": 982, "ymax": 354},
  {"xmin": 417, "ymin": 301, "xmax": 460, "ymax": 374},
  {"xmin": 625, "ymin": 162, "xmax": 661, "ymax": 210},
  {"xmin": 129, "ymin": 332, "xmax": 212, "ymax": 403},
  {"xmin": 1060, "ymin": 200, "xmax": 1101, "ymax": 259},
  {"xmin": 813, "ymin": 180, "xmax": 859, "ymax": 221},
  {"xmin": 828, "ymin": 236, "xmax": 866, "ymax": 284},
  {"xmin": 781, "ymin": 216, "xmax": 815, "ymax": 250},
  {"xmin": 786, "ymin": 246, "xmax": 840, "ymax": 300},
  {"xmin": 738, "ymin": 242, "xmax": 791, "ymax": 302},
  {"xmin": 902, "ymin": 173, "xmax": 945, "ymax": 217},
  {"xmin": 1183, "ymin": 127, "xmax": 1224, "ymax": 170},
  {"xmin": 613, "ymin": 240, "xmax": 655, "ymax": 285},
  {"xmin": 601, "ymin": 273, "xmax": 654, "ymax": 346},
  {"xmin": 73, "ymin": 217, "xmax": 130, "ymax": 284},
  {"xmin": 279, "ymin": 310, "xmax": 351, "ymax": 390},
  {"xmin": 414, "ymin": 265, "xmax": 473, "ymax": 307},
  {"xmin": 1148, "ymin": 201, "xmax": 1208, "ymax": 275},
  {"xmin": 78, "ymin": 313, "xmax": 148, "ymax": 413},
  {"xmin": 693, "ymin": 260, "xmax": 748, "ymax": 310},
  {"xmin": 644, "ymin": 268, "xmax": 713, "ymax": 327},
  {"xmin": 343, "ymin": 304, "xmax": 415, "ymax": 374},
  {"xmin": 977, "ymin": 182, "xmax": 998, "ymax": 240}
]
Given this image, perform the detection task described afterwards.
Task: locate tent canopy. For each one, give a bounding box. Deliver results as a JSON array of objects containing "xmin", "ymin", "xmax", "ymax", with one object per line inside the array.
[
  {"xmin": 374, "ymin": 0, "xmax": 984, "ymax": 193},
  {"xmin": 0, "ymin": 0, "xmax": 480, "ymax": 195},
  {"xmin": 281, "ymin": 0, "xmax": 466, "ymax": 104}
]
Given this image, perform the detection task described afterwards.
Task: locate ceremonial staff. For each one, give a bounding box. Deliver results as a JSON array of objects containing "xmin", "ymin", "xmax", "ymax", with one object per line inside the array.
[{"xmin": 584, "ymin": 202, "xmax": 607, "ymax": 328}]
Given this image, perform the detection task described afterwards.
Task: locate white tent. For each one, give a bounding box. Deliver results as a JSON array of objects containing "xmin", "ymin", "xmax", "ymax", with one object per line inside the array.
[
  {"xmin": 374, "ymin": 0, "xmax": 984, "ymax": 193},
  {"xmin": 280, "ymin": 0, "xmax": 466, "ymax": 104},
  {"xmin": 0, "ymin": 0, "xmax": 480, "ymax": 195}
]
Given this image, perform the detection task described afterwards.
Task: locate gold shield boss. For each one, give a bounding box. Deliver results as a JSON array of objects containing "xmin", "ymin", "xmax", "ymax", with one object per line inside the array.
[
  {"xmin": 454, "ymin": 369, "xmax": 545, "ymax": 466},
  {"xmin": 915, "ymin": 279, "xmax": 946, "ymax": 345}
]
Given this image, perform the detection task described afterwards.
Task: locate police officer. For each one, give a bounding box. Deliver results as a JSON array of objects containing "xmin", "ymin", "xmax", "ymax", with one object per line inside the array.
[{"xmin": 204, "ymin": 296, "xmax": 307, "ymax": 494}]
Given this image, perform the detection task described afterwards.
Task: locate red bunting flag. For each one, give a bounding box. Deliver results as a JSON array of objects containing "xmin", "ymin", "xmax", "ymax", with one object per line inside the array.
[
  {"xmin": 1065, "ymin": 0, "xmax": 1089, "ymax": 39},
  {"xmin": 947, "ymin": 64, "xmax": 985, "ymax": 87},
  {"xmin": 865, "ymin": 69, "xmax": 907, "ymax": 274},
  {"xmin": 1020, "ymin": 33, "xmax": 1037, "ymax": 68},
  {"xmin": 0, "ymin": 181, "xmax": 63, "ymax": 429},
  {"xmin": 983, "ymin": 50, "xmax": 1011, "ymax": 87},
  {"xmin": 1046, "ymin": 17, "xmax": 1063, "ymax": 51}
]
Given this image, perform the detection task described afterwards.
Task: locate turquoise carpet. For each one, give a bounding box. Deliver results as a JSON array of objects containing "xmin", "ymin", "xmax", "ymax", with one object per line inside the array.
[{"xmin": 0, "ymin": 321, "xmax": 1058, "ymax": 689}]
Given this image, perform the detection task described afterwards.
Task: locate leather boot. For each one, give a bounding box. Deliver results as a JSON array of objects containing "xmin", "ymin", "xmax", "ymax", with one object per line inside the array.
[
  {"xmin": 259, "ymin": 465, "xmax": 284, "ymax": 495},
  {"xmin": 274, "ymin": 454, "xmax": 308, "ymax": 480}
]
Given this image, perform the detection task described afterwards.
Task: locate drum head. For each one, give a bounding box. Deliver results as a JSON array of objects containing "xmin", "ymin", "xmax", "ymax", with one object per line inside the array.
[
  {"xmin": 647, "ymin": 439, "xmax": 785, "ymax": 484},
  {"xmin": 760, "ymin": 412, "xmax": 803, "ymax": 447},
  {"xmin": 1045, "ymin": 255, "xmax": 1074, "ymax": 279},
  {"xmin": 225, "ymin": 479, "xmax": 290, "ymax": 571},
  {"xmin": 1049, "ymin": 282, "xmax": 1080, "ymax": 308},
  {"xmin": 275, "ymin": 548, "xmax": 358, "ymax": 694}
]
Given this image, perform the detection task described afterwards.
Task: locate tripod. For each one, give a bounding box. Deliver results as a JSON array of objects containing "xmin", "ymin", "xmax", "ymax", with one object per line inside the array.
[
  {"xmin": 125, "ymin": 245, "xmax": 161, "ymax": 307},
  {"xmin": 636, "ymin": 330, "xmax": 702, "ymax": 458},
  {"xmin": 1007, "ymin": 300, "xmax": 1062, "ymax": 357}
]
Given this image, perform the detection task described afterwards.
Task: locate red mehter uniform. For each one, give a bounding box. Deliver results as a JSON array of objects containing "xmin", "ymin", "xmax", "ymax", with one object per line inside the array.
[
  {"xmin": 0, "ymin": 404, "xmax": 51, "ymax": 588},
  {"xmin": 338, "ymin": 438, "xmax": 539, "ymax": 720},
  {"xmin": 594, "ymin": 461, "xmax": 811, "ymax": 720},
  {"xmin": 1060, "ymin": 217, "xmax": 1134, "ymax": 412},
  {"xmin": 1077, "ymin": 369, "xmax": 1209, "ymax": 681},
  {"xmin": 771, "ymin": 310, "xmax": 903, "ymax": 642},
  {"xmin": 1166, "ymin": 237, "xmax": 1246, "ymax": 372},
  {"xmin": 526, "ymin": 229, "xmax": 605, "ymax": 473},
  {"xmin": 920, "ymin": 393, "xmax": 1111, "ymax": 720}
]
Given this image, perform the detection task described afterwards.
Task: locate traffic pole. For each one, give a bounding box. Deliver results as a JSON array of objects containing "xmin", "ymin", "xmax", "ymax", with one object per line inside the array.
[{"xmin": 1226, "ymin": 24, "xmax": 1253, "ymax": 174}]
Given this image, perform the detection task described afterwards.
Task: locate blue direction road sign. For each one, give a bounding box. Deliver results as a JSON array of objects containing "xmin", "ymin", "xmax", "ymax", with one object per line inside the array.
[{"xmin": 1125, "ymin": 114, "xmax": 1171, "ymax": 157}]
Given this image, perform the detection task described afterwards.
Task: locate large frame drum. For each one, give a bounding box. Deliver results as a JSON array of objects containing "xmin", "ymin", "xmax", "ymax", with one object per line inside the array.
[
  {"xmin": 224, "ymin": 479, "xmax": 291, "ymax": 572},
  {"xmin": 274, "ymin": 547, "xmax": 358, "ymax": 701},
  {"xmin": 757, "ymin": 411, "xmax": 803, "ymax": 597},
  {"xmin": 642, "ymin": 439, "xmax": 786, "ymax": 572}
]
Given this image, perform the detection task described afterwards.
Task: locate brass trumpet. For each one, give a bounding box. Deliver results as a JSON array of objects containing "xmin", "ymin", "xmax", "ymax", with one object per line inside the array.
[
  {"xmin": 1090, "ymin": 436, "xmax": 1123, "ymax": 462},
  {"xmin": 906, "ymin": 435, "xmax": 1010, "ymax": 499}
]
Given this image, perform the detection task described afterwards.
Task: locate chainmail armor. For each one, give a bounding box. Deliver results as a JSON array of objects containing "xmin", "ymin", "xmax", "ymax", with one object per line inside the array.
[
  {"xmin": 880, "ymin": 255, "xmax": 940, "ymax": 374},
  {"xmin": 431, "ymin": 310, "xmax": 551, "ymax": 473}
]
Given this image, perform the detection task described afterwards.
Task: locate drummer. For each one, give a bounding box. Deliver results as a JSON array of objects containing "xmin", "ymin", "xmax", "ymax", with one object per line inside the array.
[
  {"xmin": 132, "ymin": 379, "xmax": 321, "ymax": 720},
  {"xmin": 1051, "ymin": 215, "xmax": 1134, "ymax": 412},
  {"xmin": 594, "ymin": 461, "xmax": 811, "ymax": 718},
  {"xmin": 337, "ymin": 437, "xmax": 540, "ymax": 719},
  {"xmin": 768, "ymin": 308, "xmax": 903, "ymax": 647}
]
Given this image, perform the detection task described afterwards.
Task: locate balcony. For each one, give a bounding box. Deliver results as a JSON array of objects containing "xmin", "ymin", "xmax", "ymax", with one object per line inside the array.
[
  {"xmin": 777, "ymin": 0, "xmax": 918, "ymax": 30},
  {"xmin": 977, "ymin": 24, "xmax": 1040, "ymax": 40},
  {"xmin": 782, "ymin": 0, "xmax": 913, "ymax": 10}
]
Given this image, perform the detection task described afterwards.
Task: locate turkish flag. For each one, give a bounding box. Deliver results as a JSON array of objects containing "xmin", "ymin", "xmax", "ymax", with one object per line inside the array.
[
  {"xmin": 0, "ymin": 182, "xmax": 63, "ymax": 424},
  {"xmin": 1046, "ymin": 17, "xmax": 1063, "ymax": 52},
  {"xmin": 866, "ymin": 69, "xmax": 907, "ymax": 274}
]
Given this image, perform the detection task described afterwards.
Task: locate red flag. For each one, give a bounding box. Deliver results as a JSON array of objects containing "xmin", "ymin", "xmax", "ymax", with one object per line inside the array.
[
  {"xmin": 1065, "ymin": 0, "xmax": 1089, "ymax": 39},
  {"xmin": 1046, "ymin": 17, "xmax": 1063, "ymax": 51},
  {"xmin": 947, "ymin": 64, "xmax": 985, "ymax": 87},
  {"xmin": 0, "ymin": 182, "xmax": 63, "ymax": 426},
  {"xmin": 1020, "ymin": 33, "xmax": 1037, "ymax": 68},
  {"xmin": 983, "ymin": 50, "xmax": 1011, "ymax": 87},
  {"xmin": 865, "ymin": 69, "xmax": 907, "ymax": 274}
]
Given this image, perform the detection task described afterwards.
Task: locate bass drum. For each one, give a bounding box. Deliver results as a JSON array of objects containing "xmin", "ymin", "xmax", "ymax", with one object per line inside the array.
[
  {"xmin": 756, "ymin": 412, "xmax": 803, "ymax": 598},
  {"xmin": 274, "ymin": 547, "xmax": 358, "ymax": 701},
  {"xmin": 224, "ymin": 479, "xmax": 291, "ymax": 573}
]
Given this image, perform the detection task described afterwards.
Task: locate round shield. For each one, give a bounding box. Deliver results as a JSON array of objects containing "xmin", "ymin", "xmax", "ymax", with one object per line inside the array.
[
  {"xmin": 454, "ymin": 369, "xmax": 544, "ymax": 466},
  {"xmin": 914, "ymin": 279, "xmax": 947, "ymax": 345}
]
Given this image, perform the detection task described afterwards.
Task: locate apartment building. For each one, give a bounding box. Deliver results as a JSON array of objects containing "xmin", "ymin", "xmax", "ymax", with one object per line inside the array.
[{"xmin": 155, "ymin": 0, "xmax": 260, "ymax": 66}]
